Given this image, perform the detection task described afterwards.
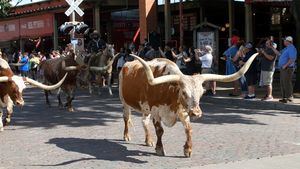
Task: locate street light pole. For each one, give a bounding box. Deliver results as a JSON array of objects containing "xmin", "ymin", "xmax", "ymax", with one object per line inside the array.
[{"xmin": 71, "ymin": 11, "xmax": 76, "ymax": 52}]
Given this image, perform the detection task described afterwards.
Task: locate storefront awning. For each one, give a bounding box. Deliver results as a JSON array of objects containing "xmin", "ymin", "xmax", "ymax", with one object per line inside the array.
[{"xmin": 0, "ymin": 14, "xmax": 54, "ymax": 42}]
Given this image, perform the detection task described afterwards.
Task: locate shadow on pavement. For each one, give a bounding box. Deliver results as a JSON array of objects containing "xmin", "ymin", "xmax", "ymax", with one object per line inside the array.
[
  {"xmin": 12, "ymin": 88, "xmax": 124, "ymax": 129},
  {"xmin": 34, "ymin": 138, "xmax": 152, "ymax": 166}
]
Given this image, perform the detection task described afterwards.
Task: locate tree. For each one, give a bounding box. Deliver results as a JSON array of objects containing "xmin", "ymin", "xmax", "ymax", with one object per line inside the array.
[
  {"xmin": 0, "ymin": 0, "xmax": 24, "ymax": 18},
  {"xmin": 0, "ymin": 0, "xmax": 11, "ymax": 18},
  {"xmin": 292, "ymin": 0, "xmax": 300, "ymax": 92}
]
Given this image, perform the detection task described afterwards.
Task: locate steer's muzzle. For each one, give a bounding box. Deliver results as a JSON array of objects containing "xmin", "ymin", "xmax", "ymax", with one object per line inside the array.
[
  {"xmin": 15, "ymin": 99, "xmax": 25, "ymax": 107},
  {"xmin": 188, "ymin": 106, "xmax": 202, "ymax": 119}
]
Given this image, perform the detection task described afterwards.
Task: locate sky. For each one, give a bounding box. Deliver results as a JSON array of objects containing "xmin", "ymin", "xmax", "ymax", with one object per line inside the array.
[{"xmin": 10, "ymin": 0, "xmax": 47, "ymax": 6}]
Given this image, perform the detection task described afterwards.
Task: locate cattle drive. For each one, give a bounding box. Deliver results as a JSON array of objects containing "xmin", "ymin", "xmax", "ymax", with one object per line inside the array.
[
  {"xmin": 0, "ymin": 38, "xmax": 260, "ymax": 159},
  {"xmin": 119, "ymin": 53, "xmax": 258, "ymax": 157},
  {"xmin": 0, "ymin": 58, "xmax": 67, "ymax": 132}
]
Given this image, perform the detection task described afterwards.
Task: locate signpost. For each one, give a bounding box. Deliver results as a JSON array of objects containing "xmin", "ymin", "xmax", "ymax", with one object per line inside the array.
[{"xmin": 64, "ymin": 0, "xmax": 84, "ymax": 52}]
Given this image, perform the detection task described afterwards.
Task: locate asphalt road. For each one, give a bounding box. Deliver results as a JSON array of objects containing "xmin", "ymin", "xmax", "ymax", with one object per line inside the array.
[{"xmin": 1, "ymin": 86, "xmax": 300, "ymax": 169}]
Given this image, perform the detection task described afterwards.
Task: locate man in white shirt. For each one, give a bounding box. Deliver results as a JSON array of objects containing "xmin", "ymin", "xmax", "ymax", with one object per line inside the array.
[{"xmin": 195, "ymin": 45, "xmax": 216, "ymax": 96}]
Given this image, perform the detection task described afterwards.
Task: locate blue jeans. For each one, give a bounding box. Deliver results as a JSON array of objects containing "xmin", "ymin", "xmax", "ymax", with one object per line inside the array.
[{"xmin": 239, "ymin": 75, "xmax": 248, "ymax": 93}]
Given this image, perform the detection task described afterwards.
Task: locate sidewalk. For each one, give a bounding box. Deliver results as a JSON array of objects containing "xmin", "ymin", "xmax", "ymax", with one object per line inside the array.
[
  {"xmin": 201, "ymin": 79, "xmax": 300, "ymax": 112},
  {"xmin": 189, "ymin": 153, "xmax": 300, "ymax": 169}
]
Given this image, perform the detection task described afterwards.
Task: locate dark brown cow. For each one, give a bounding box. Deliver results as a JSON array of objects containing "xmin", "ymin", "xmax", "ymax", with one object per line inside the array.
[
  {"xmin": 119, "ymin": 53, "xmax": 258, "ymax": 157},
  {"xmin": 39, "ymin": 52, "xmax": 85, "ymax": 112},
  {"xmin": 0, "ymin": 58, "xmax": 67, "ymax": 131}
]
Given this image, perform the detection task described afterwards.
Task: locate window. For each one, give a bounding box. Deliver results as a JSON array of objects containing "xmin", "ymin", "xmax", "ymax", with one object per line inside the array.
[{"xmin": 158, "ymin": 0, "xmax": 187, "ymax": 5}]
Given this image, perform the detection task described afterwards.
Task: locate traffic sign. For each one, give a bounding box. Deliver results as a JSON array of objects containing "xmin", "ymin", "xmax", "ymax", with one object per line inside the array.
[{"xmin": 65, "ymin": 0, "xmax": 84, "ymax": 17}]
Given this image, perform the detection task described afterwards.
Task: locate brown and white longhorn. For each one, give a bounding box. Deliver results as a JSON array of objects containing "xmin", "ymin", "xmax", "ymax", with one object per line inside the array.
[{"xmin": 119, "ymin": 53, "xmax": 258, "ymax": 157}]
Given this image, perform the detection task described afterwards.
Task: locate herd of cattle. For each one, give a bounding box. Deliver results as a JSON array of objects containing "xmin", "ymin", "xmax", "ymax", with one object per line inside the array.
[{"xmin": 0, "ymin": 44, "xmax": 258, "ymax": 157}]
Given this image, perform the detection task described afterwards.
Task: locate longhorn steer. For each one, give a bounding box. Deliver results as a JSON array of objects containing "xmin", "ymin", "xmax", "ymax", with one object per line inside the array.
[
  {"xmin": 0, "ymin": 58, "xmax": 67, "ymax": 131},
  {"xmin": 87, "ymin": 44, "xmax": 118, "ymax": 95},
  {"xmin": 39, "ymin": 52, "xmax": 83, "ymax": 112},
  {"xmin": 119, "ymin": 53, "xmax": 258, "ymax": 157}
]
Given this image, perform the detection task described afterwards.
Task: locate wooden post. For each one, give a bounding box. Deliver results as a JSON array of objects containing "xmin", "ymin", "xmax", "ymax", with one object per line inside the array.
[
  {"xmin": 228, "ymin": 0, "xmax": 234, "ymax": 38},
  {"xmin": 179, "ymin": 0, "xmax": 183, "ymax": 47},
  {"xmin": 94, "ymin": 5, "xmax": 100, "ymax": 33},
  {"xmin": 53, "ymin": 15, "xmax": 58, "ymax": 50},
  {"xmin": 139, "ymin": 0, "xmax": 157, "ymax": 43},
  {"xmin": 164, "ymin": 0, "xmax": 171, "ymax": 44},
  {"xmin": 245, "ymin": 3, "xmax": 253, "ymax": 42}
]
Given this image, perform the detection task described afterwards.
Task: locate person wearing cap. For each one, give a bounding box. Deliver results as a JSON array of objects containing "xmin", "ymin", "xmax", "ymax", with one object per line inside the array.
[
  {"xmin": 271, "ymin": 36, "xmax": 297, "ymax": 103},
  {"xmin": 87, "ymin": 30, "xmax": 106, "ymax": 53},
  {"xmin": 195, "ymin": 45, "xmax": 216, "ymax": 96},
  {"xmin": 258, "ymin": 38, "xmax": 277, "ymax": 101},
  {"xmin": 239, "ymin": 42, "xmax": 258, "ymax": 99}
]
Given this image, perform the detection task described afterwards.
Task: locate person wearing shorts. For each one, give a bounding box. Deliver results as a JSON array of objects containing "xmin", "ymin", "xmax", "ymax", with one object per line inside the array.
[{"xmin": 259, "ymin": 38, "xmax": 277, "ymax": 101}]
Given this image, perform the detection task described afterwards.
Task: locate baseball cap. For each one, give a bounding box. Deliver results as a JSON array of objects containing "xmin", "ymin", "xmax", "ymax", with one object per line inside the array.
[
  {"xmin": 245, "ymin": 42, "xmax": 253, "ymax": 49},
  {"xmin": 284, "ymin": 36, "xmax": 293, "ymax": 42}
]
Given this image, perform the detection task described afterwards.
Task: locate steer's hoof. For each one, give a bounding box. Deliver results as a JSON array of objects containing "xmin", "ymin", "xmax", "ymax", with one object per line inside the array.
[
  {"xmin": 184, "ymin": 148, "xmax": 192, "ymax": 158},
  {"xmin": 145, "ymin": 140, "xmax": 154, "ymax": 147},
  {"xmin": 123, "ymin": 135, "xmax": 131, "ymax": 141},
  {"xmin": 155, "ymin": 147, "xmax": 166, "ymax": 156},
  {"xmin": 68, "ymin": 107, "xmax": 74, "ymax": 112}
]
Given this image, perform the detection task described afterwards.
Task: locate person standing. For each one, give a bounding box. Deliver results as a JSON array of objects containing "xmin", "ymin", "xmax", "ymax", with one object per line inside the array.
[
  {"xmin": 259, "ymin": 38, "xmax": 277, "ymax": 101},
  {"xmin": 19, "ymin": 52, "xmax": 30, "ymax": 77},
  {"xmin": 272, "ymin": 36, "xmax": 297, "ymax": 103},
  {"xmin": 239, "ymin": 42, "xmax": 257, "ymax": 99},
  {"xmin": 29, "ymin": 53, "xmax": 40, "ymax": 80},
  {"xmin": 222, "ymin": 40, "xmax": 241, "ymax": 96},
  {"xmin": 195, "ymin": 45, "xmax": 216, "ymax": 95}
]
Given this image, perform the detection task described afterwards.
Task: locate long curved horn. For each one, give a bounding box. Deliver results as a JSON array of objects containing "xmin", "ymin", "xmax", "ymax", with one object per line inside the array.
[
  {"xmin": 0, "ymin": 76, "xmax": 9, "ymax": 82},
  {"xmin": 201, "ymin": 53, "xmax": 259, "ymax": 82},
  {"xmin": 62, "ymin": 59, "xmax": 78, "ymax": 71},
  {"xmin": 89, "ymin": 53, "xmax": 120, "ymax": 72},
  {"xmin": 25, "ymin": 73, "xmax": 68, "ymax": 90},
  {"xmin": 130, "ymin": 54, "xmax": 181, "ymax": 85},
  {"xmin": 9, "ymin": 63, "xmax": 25, "ymax": 66}
]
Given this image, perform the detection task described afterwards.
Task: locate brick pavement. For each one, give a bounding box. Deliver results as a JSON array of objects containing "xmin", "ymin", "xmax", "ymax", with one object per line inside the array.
[{"xmin": 0, "ymin": 87, "xmax": 299, "ymax": 169}]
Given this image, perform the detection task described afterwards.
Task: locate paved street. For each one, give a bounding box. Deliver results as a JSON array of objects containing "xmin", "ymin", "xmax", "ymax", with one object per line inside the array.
[{"xmin": 1, "ymin": 86, "xmax": 300, "ymax": 169}]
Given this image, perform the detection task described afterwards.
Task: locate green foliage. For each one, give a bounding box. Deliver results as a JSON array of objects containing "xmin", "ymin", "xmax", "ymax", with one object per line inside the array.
[{"xmin": 0, "ymin": 0, "xmax": 12, "ymax": 18}]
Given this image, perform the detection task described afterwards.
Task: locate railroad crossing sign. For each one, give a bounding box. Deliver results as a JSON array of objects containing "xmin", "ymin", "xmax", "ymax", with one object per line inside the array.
[{"xmin": 65, "ymin": 0, "xmax": 84, "ymax": 17}]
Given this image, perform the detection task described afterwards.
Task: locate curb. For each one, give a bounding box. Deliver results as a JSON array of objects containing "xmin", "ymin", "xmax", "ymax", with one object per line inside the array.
[{"xmin": 201, "ymin": 96, "xmax": 300, "ymax": 112}]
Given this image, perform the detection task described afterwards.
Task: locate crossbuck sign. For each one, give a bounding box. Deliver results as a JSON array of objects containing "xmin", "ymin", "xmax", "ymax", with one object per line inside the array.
[{"xmin": 65, "ymin": 0, "xmax": 84, "ymax": 17}]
